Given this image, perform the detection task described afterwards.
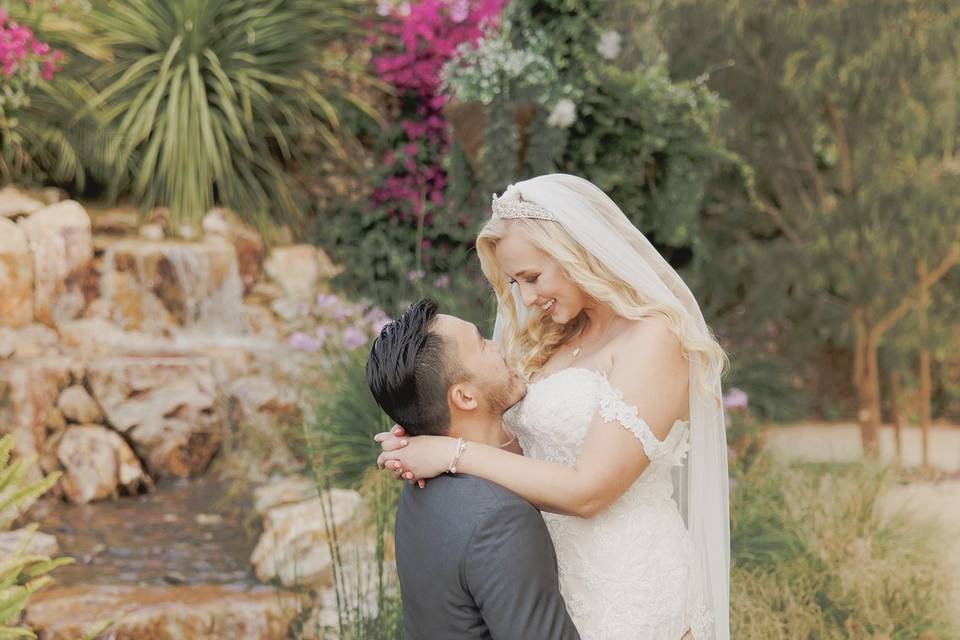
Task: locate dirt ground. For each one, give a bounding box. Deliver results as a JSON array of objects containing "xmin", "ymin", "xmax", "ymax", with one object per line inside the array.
[{"xmin": 766, "ymin": 423, "xmax": 960, "ymax": 623}]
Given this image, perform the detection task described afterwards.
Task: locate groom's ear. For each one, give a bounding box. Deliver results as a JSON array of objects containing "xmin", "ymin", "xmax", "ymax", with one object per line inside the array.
[{"xmin": 449, "ymin": 382, "xmax": 479, "ymax": 412}]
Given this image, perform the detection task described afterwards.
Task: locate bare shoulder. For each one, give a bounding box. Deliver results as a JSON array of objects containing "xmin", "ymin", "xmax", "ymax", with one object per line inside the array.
[{"xmin": 615, "ymin": 314, "xmax": 685, "ymax": 365}]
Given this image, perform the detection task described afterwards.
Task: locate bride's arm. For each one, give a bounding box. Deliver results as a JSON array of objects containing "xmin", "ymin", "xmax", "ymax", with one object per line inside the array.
[{"xmin": 379, "ymin": 323, "xmax": 688, "ymax": 518}]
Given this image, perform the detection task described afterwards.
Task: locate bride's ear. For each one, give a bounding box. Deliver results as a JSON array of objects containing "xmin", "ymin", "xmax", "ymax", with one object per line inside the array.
[{"xmin": 449, "ymin": 383, "xmax": 479, "ymax": 412}]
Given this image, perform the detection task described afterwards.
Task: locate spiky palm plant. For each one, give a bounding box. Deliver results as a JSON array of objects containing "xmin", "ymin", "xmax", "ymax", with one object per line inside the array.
[{"xmin": 72, "ymin": 0, "xmax": 380, "ymax": 231}]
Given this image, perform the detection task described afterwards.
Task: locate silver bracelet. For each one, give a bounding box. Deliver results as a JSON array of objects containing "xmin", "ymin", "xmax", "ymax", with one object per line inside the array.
[{"xmin": 447, "ymin": 437, "xmax": 467, "ymax": 474}]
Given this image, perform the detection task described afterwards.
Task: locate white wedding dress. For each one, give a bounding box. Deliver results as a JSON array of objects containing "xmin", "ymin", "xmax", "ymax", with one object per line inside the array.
[{"xmin": 504, "ymin": 367, "xmax": 712, "ymax": 640}]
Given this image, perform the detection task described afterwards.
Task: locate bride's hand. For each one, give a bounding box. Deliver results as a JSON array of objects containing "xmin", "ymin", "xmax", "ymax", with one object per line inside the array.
[
  {"xmin": 377, "ymin": 435, "xmax": 457, "ymax": 484},
  {"xmin": 374, "ymin": 425, "xmax": 426, "ymax": 488}
]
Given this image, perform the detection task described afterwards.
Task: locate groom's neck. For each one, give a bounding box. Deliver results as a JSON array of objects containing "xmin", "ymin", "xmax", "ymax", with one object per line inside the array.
[{"xmin": 449, "ymin": 412, "xmax": 505, "ymax": 448}]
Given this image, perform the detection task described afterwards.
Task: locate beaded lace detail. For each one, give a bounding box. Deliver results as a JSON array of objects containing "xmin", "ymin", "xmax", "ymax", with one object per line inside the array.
[{"xmin": 504, "ymin": 367, "xmax": 713, "ymax": 639}]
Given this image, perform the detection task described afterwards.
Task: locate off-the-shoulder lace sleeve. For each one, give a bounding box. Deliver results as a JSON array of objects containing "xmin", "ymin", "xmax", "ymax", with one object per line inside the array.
[{"xmin": 595, "ymin": 377, "xmax": 689, "ymax": 465}]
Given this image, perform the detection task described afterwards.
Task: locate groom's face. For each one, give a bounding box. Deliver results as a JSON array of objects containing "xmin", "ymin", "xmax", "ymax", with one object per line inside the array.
[{"xmin": 431, "ymin": 314, "xmax": 526, "ymax": 415}]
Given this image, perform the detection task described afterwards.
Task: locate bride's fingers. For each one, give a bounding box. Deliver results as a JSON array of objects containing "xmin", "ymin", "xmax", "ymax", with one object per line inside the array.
[
  {"xmin": 373, "ymin": 431, "xmax": 394, "ymax": 443},
  {"xmin": 391, "ymin": 424, "xmax": 406, "ymax": 437},
  {"xmin": 379, "ymin": 437, "xmax": 408, "ymax": 452}
]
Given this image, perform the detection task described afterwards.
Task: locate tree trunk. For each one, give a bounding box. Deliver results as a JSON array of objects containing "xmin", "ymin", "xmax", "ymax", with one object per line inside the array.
[
  {"xmin": 918, "ymin": 260, "xmax": 932, "ymax": 470},
  {"xmin": 888, "ymin": 370, "xmax": 903, "ymax": 463},
  {"xmin": 853, "ymin": 312, "xmax": 882, "ymax": 458}
]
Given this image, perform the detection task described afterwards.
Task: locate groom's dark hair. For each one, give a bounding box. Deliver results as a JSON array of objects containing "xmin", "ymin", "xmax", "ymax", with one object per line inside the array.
[{"xmin": 366, "ymin": 299, "xmax": 468, "ymax": 437}]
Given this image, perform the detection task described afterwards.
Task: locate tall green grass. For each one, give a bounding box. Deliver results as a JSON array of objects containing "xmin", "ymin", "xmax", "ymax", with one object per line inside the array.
[{"xmin": 731, "ymin": 458, "xmax": 956, "ymax": 639}]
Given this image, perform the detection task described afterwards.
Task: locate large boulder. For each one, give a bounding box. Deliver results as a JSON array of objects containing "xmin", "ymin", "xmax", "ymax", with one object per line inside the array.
[
  {"xmin": 250, "ymin": 488, "xmax": 362, "ymax": 587},
  {"xmin": 0, "ymin": 185, "xmax": 44, "ymax": 219},
  {"xmin": 264, "ymin": 245, "xmax": 340, "ymax": 300},
  {"xmin": 86, "ymin": 356, "xmax": 222, "ymax": 478},
  {"xmin": 57, "ymin": 424, "xmax": 146, "ymax": 503},
  {"xmin": 57, "ymin": 385, "xmax": 103, "ymax": 424},
  {"xmin": 18, "ymin": 200, "xmax": 93, "ymax": 326},
  {"xmin": 252, "ymin": 476, "xmax": 318, "ymax": 515},
  {"xmin": 0, "ymin": 218, "xmax": 34, "ymax": 327},
  {"xmin": 25, "ymin": 584, "xmax": 302, "ymax": 640}
]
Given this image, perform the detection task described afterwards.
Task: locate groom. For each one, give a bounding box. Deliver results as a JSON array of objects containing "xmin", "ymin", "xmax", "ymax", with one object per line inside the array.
[{"xmin": 366, "ymin": 299, "xmax": 579, "ymax": 640}]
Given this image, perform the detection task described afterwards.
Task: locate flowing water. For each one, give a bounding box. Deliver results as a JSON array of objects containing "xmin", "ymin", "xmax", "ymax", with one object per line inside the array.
[{"xmin": 31, "ymin": 477, "xmax": 259, "ymax": 587}]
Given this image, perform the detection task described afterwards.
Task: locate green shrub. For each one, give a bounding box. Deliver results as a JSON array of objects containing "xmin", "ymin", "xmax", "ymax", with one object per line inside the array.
[
  {"xmin": 0, "ymin": 435, "xmax": 74, "ymax": 639},
  {"xmin": 731, "ymin": 458, "xmax": 956, "ymax": 639}
]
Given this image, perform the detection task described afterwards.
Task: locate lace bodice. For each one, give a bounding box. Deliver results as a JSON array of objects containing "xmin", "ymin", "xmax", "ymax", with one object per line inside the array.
[{"xmin": 504, "ymin": 367, "xmax": 712, "ymax": 640}]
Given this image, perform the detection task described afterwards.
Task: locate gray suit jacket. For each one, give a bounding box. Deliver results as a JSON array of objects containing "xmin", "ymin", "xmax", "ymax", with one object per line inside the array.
[{"xmin": 395, "ymin": 474, "xmax": 580, "ymax": 640}]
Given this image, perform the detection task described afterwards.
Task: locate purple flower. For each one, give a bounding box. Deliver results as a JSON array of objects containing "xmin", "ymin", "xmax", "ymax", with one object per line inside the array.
[
  {"xmin": 289, "ymin": 331, "xmax": 321, "ymax": 352},
  {"xmin": 364, "ymin": 307, "xmax": 392, "ymax": 335},
  {"xmin": 723, "ymin": 388, "xmax": 749, "ymax": 411},
  {"xmin": 332, "ymin": 304, "xmax": 355, "ymax": 320},
  {"xmin": 343, "ymin": 326, "xmax": 368, "ymax": 351},
  {"xmin": 407, "ymin": 269, "xmax": 426, "ymax": 282},
  {"xmin": 434, "ymin": 274, "xmax": 451, "ymax": 289},
  {"xmin": 316, "ymin": 293, "xmax": 340, "ymax": 310}
]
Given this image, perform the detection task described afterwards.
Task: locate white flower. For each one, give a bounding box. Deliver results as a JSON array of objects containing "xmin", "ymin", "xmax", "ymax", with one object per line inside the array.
[
  {"xmin": 397, "ymin": 2, "xmax": 411, "ymax": 17},
  {"xmin": 597, "ymin": 30, "xmax": 622, "ymax": 60},
  {"xmin": 547, "ymin": 98, "xmax": 577, "ymax": 129},
  {"xmin": 376, "ymin": 0, "xmax": 392, "ymax": 16}
]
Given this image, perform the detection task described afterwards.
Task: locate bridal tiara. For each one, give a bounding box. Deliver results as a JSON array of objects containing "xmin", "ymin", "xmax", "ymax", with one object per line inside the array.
[{"xmin": 491, "ymin": 192, "xmax": 560, "ymax": 222}]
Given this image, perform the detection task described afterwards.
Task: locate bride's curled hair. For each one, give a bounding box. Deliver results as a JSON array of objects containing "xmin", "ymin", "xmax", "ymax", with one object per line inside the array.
[{"xmin": 476, "ymin": 216, "xmax": 728, "ymax": 399}]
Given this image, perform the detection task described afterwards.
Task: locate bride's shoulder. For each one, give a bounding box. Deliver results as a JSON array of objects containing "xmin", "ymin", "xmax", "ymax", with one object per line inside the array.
[
  {"xmin": 616, "ymin": 314, "xmax": 681, "ymax": 351},
  {"xmin": 609, "ymin": 315, "xmax": 686, "ymax": 377}
]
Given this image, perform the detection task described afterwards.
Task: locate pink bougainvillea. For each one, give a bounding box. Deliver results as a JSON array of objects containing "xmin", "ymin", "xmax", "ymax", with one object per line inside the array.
[
  {"xmin": 368, "ymin": 0, "xmax": 506, "ymax": 224},
  {"xmin": 0, "ymin": 8, "xmax": 63, "ymax": 81}
]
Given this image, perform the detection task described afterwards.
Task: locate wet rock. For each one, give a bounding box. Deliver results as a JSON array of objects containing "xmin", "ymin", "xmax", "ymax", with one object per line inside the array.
[
  {"xmin": 0, "ymin": 185, "xmax": 44, "ymax": 219},
  {"xmin": 139, "ymin": 223, "xmax": 165, "ymax": 241},
  {"xmin": 100, "ymin": 238, "xmax": 244, "ymax": 332},
  {"xmin": 252, "ymin": 476, "xmax": 318, "ymax": 515},
  {"xmin": 57, "ymin": 385, "xmax": 103, "ymax": 424},
  {"xmin": 18, "ymin": 200, "xmax": 93, "ymax": 326},
  {"xmin": 91, "ymin": 207, "xmax": 139, "ymax": 235},
  {"xmin": 229, "ymin": 376, "xmax": 299, "ymax": 425},
  {"xmin": 0, "ymin": 355, "xmax": 75, "ymax": 467},
  {"xmin": 86, "ymin": 356, "xmax": 222, "ymax": 478},
  {"xmin": 264, "ymin": 245, "xmax": 325, "ymax": 300},
  {"xmin": 57, "ymin": 318, "xmax": 167, "ymax": 355},
  {"xmin": 250, "ymin": 488, "xmax": 362, "ymax": 587},
  {"xmin": 201, "ymin": 209, "xmax": 230, "ymax": 236},
  {"xmin": 0, "ymin": 527, "xmax": 59, "ymax": 557},
  {"xmin": 44, "ymin": 407, "xmax": 67, "ymax": 432},
  {"xmin": 57, "ymin": 425, "xmax": 147, "ymax": 504},
  {"xmin": 0, "ymin": 218, "xmax": 35, "ymax": 327},
  {"xmin": 25, "ymin": 584, "xmax": 301, "ymax": 640},
  {"xmin": 1, "ymin": 323, "xmax": 61, "ymax": 358}
]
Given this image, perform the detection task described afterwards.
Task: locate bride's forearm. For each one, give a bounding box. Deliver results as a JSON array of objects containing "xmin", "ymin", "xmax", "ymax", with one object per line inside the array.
[{"xmin": 457, "ymin": 443, "xmax": 599, "ymax": 517}]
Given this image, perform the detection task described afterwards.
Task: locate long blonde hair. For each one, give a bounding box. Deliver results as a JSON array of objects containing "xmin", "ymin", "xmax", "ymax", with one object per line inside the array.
[{"xmin": 477, "ymin": 216, "xmax": 729, "ymax": 396}]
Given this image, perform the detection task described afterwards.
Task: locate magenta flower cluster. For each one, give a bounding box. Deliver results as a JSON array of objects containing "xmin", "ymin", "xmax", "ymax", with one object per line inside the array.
[
  {"xmin": 369, "ymin": 0, "xmax": 506, "ymax": 223},
  {"xmin": 0, "ymin": 9, "xmax": 63, "ymax": 80}
]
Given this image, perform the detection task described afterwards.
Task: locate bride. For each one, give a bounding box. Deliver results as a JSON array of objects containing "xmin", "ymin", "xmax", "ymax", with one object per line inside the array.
[{"xmin": 376, "ymin": 173, "xmax": 730, "ymax": 640}]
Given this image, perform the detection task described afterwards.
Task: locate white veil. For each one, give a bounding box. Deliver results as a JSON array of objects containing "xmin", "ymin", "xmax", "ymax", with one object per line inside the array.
[{"xmin": 490, "ymin": 174, "xmax": 730, "ymax": 640}]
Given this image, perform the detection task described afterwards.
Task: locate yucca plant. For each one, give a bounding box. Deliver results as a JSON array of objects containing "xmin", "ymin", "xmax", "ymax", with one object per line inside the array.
[
  {"xmin": 0, "ymin": 435, "xmax": 74, "ymax": 639},
  {"xmin": 69, "ymin": 0, "xmax": 381, "ymax": 231}
]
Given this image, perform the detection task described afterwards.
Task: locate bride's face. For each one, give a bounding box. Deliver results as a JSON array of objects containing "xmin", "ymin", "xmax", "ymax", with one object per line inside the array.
[{"xmin": 494, "ymin": 230, "xmax": 589, "ymax": 325}]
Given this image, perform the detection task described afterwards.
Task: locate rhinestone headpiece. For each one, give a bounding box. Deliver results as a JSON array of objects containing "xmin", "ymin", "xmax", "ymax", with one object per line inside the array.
[{"xmin": 491, "ymin": 191, "xmax": 559, "ymax": 222}]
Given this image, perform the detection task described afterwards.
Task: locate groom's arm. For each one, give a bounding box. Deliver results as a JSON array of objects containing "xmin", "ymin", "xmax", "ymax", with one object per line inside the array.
[{"xmin": 464, "ymin": 499, "xmax": 580, "ymax": 640}]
